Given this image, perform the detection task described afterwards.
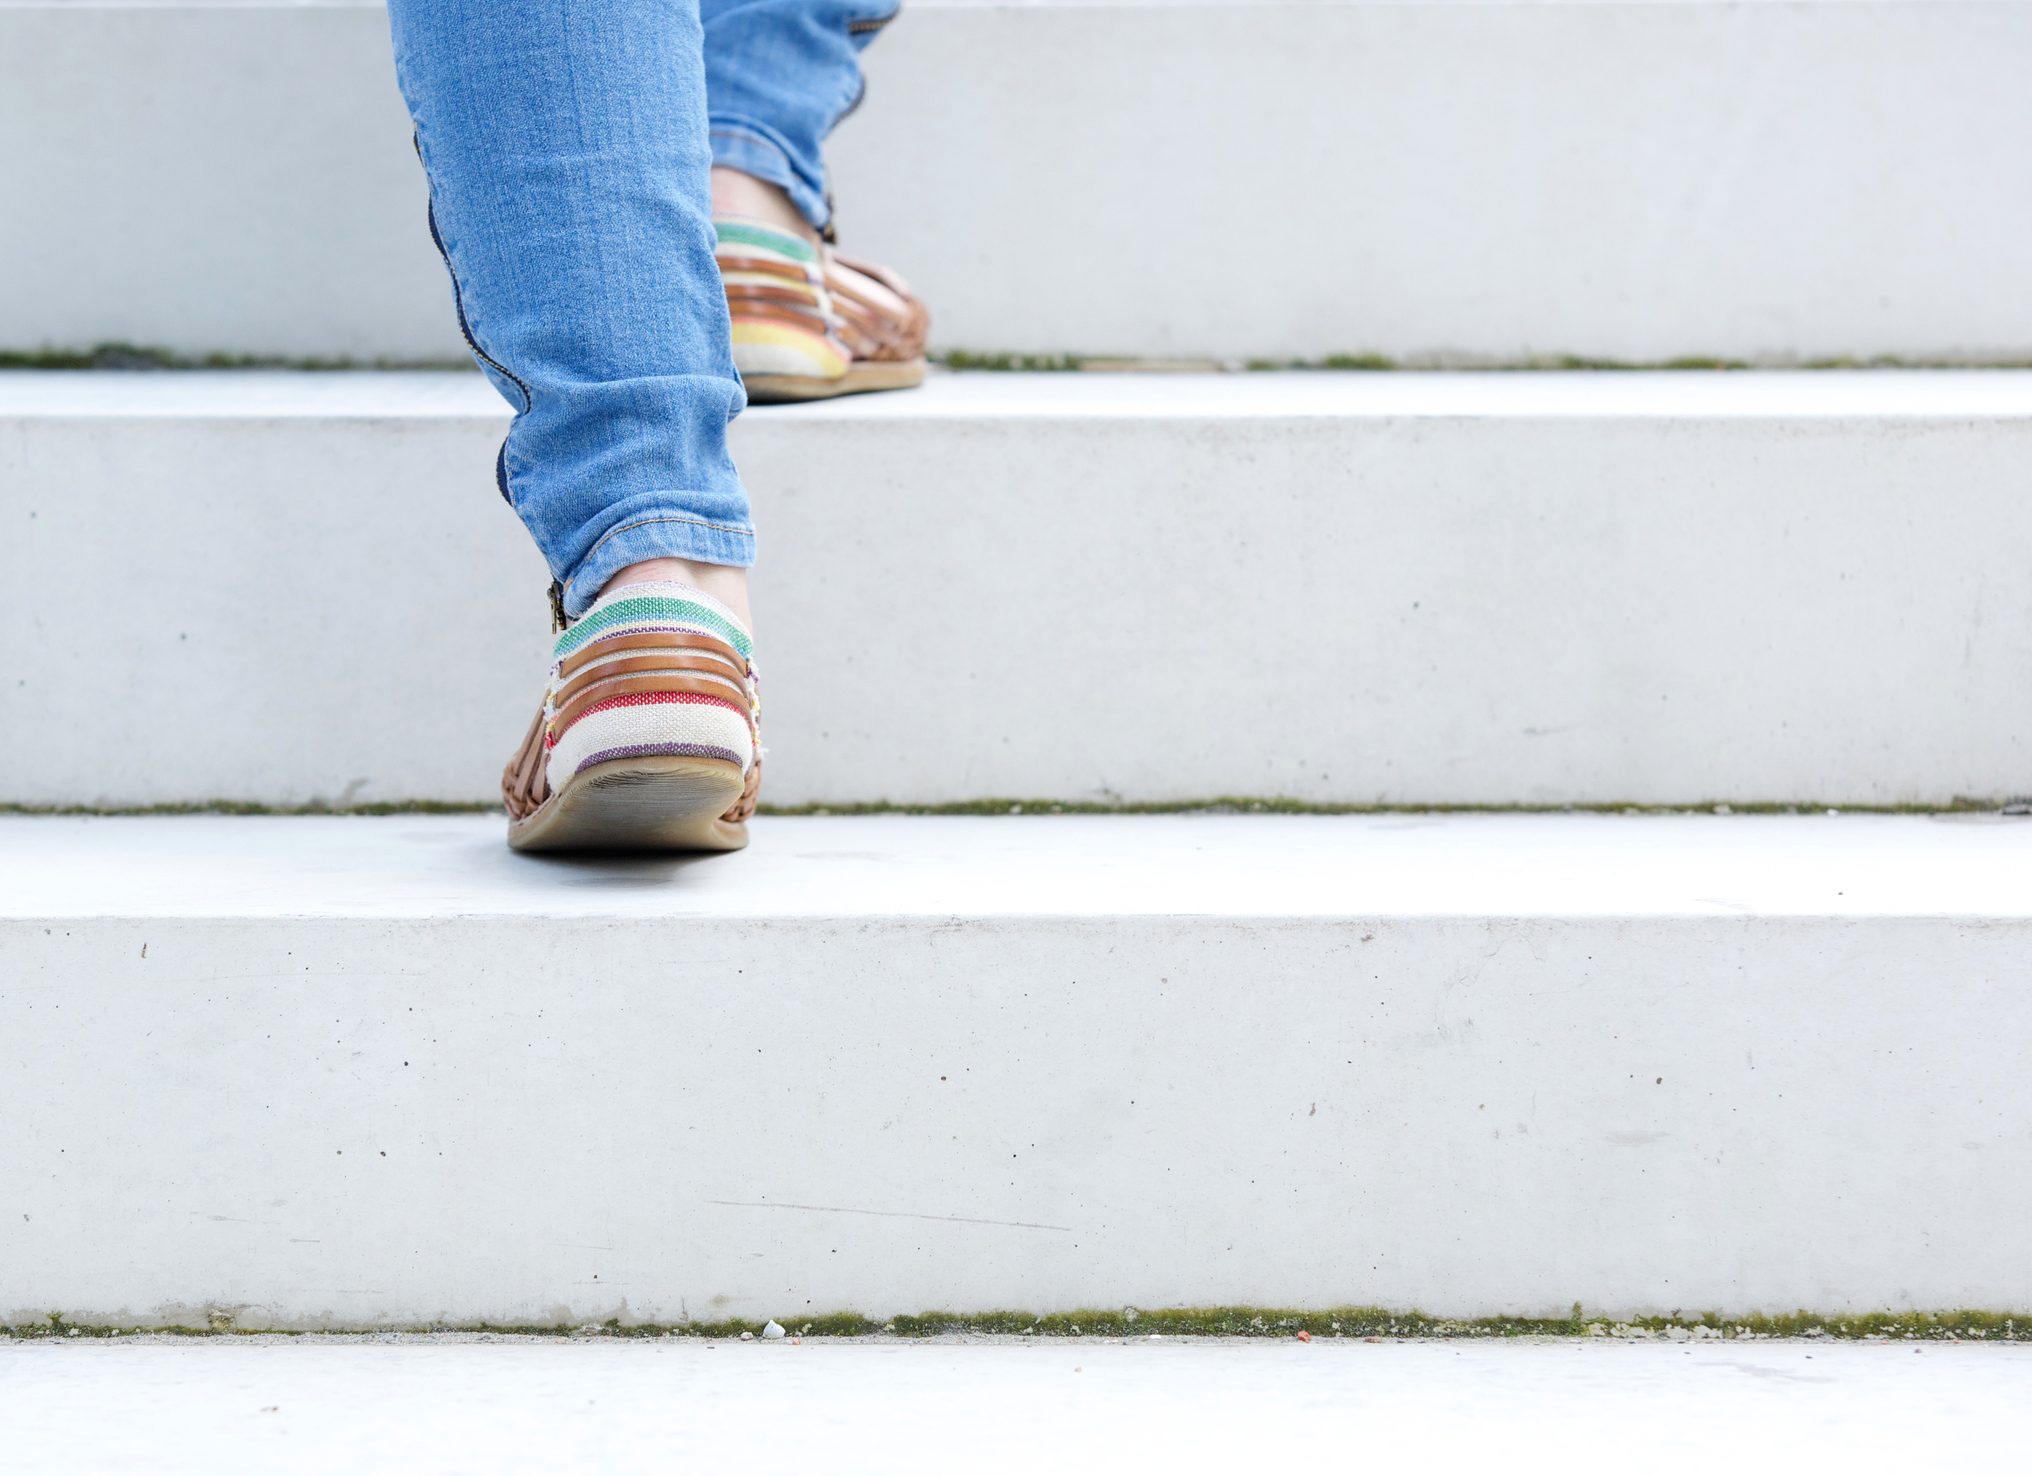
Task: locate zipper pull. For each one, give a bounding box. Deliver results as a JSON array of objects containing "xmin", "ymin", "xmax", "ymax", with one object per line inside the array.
[{"xmin": 548, "ymin": 579, "xmax": 567, "ymax": 633}]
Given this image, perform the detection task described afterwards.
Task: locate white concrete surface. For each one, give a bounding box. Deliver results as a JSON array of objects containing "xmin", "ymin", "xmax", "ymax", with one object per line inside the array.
[
  {"xmin": 7, "ymin": 369, "xmax": 2032, "ymax": 808},
  {"xmin": 10, "ymin": 811, "xmax": 2032, "ymax": 920},
  {"xmin": 7, "ymin": 1, "xmax": 2032, "ymax": 362},
  {"xmin": 4, "ymin": 1340, "xmax": 2028, "ymax": 1475},
  {"xmin": 5, "ymin": 813, "xmax": 2031, "ymax": 1324}
]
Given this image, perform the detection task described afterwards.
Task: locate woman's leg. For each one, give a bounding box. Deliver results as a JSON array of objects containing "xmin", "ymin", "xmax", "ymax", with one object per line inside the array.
[
  {"xmin": 700, "ymin": 0, "xmax": 930, "ymax": 402},
  {"xmin": 701, "ymin": 0, "xmax": 901, "ymax": 237},
  {"xmin": 387, "ymin": 0, "xmax": 763, "ymax": 850},
  {"xmin": 386, "ymin": 0, "xmax": 752, "ymax": 623}
]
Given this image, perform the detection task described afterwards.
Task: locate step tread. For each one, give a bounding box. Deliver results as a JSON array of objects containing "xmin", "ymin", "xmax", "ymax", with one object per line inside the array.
[
  {"xmin": 6, "ymin": 814, "xmax": 2029, "ymax": 921},
  {"xmin": 4, "ymin": 1341, "xmax": 2025, "ymax": 1475},
  {"xmin": 8, "ymin": 1, "xmax": 2032, "ymax": 361},
  {"xmin": 11, "ymin": 367, "xmax": 2032, "ymax": 809},
  {"xmin": 9, "ymin": 368, "xmax": 2032, "ymax": 421},
  {"xmin": 11, "ymin": 815, "xmax": 2030, "ymax": 1318}
]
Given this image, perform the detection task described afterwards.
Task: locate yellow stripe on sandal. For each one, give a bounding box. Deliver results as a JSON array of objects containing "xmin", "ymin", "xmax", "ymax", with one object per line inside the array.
[{"xmin": 715, "ymin": 216, "xmax": 929, "ymax": 403}]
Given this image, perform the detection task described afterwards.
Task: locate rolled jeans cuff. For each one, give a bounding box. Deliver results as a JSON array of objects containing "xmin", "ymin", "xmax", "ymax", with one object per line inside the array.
[
  {"xmin": 563, "ymin": 511, "xmax": 757, "ymax": 618},
  {"xmin": 710, "ymin": 122, "xmax": 830, "ymax": 231}
]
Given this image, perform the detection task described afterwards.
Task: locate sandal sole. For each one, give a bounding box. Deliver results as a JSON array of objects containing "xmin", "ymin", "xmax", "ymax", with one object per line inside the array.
[
  {"xmin": 508, "ymin": 754, "xmax": 750, "ymax": 853},
  {"xmin": 743, "ymin": 357, "xmax": 927, "ymax": 404}
]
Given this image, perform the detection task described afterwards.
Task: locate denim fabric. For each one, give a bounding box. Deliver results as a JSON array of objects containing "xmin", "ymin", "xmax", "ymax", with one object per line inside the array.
[
  {"xmin": 704, "ymin": 0, "xmax": 902, "ymax": 232},
  {"xmin": 387, "ymin": 1, "xmax": 891, "ymax": 617}
]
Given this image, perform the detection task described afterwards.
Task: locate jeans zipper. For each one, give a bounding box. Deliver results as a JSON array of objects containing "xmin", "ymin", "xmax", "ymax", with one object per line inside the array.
[
  {"xmin": 416, "ymin": 134, "xmax": 533, "ymax": 507},
  {"xmin": 412, "ymin": 135, "xmax": 559, "ymax": 631},
  {"xmin": 428, "ymin": 197, "xmax": 532, "ymax": 509}
]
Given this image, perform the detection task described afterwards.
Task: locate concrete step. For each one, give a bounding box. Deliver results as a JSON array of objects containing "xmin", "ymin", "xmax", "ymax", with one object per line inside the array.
[
  {"xmin": 6, "ymin": 1339, "xmax": 2028, "ymax": 1474},
  {"xmin": 5, "ymin": 1, "xmax": 2031, "ymax": 363},
  {"xmin": 7, "ymin": 369, "xmax": 2032, "ymax": 810},
  {"xmin": 5, "ymin": 811, "xmax": 2031, "ymax": 1326}
]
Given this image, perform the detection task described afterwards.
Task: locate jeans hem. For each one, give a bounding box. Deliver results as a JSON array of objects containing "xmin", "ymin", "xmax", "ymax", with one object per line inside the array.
[
  {"xmin": 710, "ymin": 123, "xmax": 831, "ymax": 231},
  {"xmin": 565, "ymin": 513, "xmax": 757, "ymax": 618}
]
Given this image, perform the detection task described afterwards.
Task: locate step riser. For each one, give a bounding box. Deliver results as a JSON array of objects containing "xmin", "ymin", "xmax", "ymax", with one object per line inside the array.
[
  {"xmin": 6, "ymin": 2, "xmax": 2032, "ymax": 362},
  {"xmin": 8, "ymin": 912, "xmax": 2029, "ymax": 1324},
  {"xmin": 9, "ymin": 375, "xmax": 2032, "ymax": 809}
]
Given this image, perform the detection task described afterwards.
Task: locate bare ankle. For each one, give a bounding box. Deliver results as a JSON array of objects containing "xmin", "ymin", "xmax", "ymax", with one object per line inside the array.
[
  {"xmin": 710, "ymin": 166, "xmax": 819, "ymax": 247},
  {"xmin": 601, "ymin": 558, "xmax": 752, "ymax": 632}
]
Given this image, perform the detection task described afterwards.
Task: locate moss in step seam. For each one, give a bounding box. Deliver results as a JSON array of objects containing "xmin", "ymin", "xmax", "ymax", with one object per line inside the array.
[
  {"xmin": 939, "ymin": 349, "xmax": 2032, "ymax": 372},
  {"xmin": 12, "ymin": 343, "xmax": 2032, "ymax": 374},
  {"xmin": 4, "ymin": 798, "xmax": 2029, "ymax": 818},
  {"xmin": 0, "ymin": 343, "xmax": 471, "ymax": 372},
  {"xmin": 935, "ymin": 350, "xmax": 1089, "ymax": 372},
  {"xmin": 1241, "ymin": 353, "xmax": 2032, "ymax": 372},
  {"xmin": 9, "ymin": 1306, "xmax": 2028, "ymax": 1341},
  {"xmin": 760, "ymin": 797, "xmax": 2031, "ymax": 818},
  {"xmin": 0, "ymin": 801, "xmax": 493, "ymax": 817}
]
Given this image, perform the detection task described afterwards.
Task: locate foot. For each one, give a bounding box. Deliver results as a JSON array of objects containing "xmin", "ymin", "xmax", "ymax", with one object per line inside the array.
[
  {"xmin": 502, "ymin": 578, "xmax": 761, "ymax": 852},
  {"xmin": 711, "ymin": 165, "xmax": 820, "ymax": 248},
  {"xmin": 710, "ymin": 170, "xmax": 929, "ymax": 404},
  {"xmin": 600, "ymin": 555, "xmax": 751, "ymax": 632}
]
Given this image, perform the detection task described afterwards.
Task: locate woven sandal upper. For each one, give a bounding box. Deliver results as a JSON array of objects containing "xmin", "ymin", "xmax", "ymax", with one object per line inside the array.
[
  {"xmin": 715, "ymin": 218, "xmax": 851, "ymax": 379},
  {"xmin": 502, "ymin": 583, "xmax": 761, "ymax": 824},
  {"xmin": 715, "ymin": 217, "xmax": 929, "ymax": 376}
]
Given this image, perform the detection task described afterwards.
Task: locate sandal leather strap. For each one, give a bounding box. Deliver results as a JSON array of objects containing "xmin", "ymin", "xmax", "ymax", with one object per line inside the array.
[
  {"xmin": 503, "ymin": 628, "xmax": 760, "ymax": 824},
  {"xmin": 502, "ymin": 703, "xmax": 549, "ymax": 822},
  {"xmin": 824, "ymin": 248, "xmax": 930, "ymax": 363}
]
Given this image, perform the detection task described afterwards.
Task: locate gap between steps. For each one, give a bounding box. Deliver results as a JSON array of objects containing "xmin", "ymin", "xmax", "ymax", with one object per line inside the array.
[
  {"xmin": 8, "ymin": 1306, "xmax": 2029, "ymax": 1343},
  {"xmin": 12, "ymin": 344, "xmax": 2032, "ymax": 373},
  {"xmin": 5, "ymin": 799, "xmax": 2030, "ymax": 818}
]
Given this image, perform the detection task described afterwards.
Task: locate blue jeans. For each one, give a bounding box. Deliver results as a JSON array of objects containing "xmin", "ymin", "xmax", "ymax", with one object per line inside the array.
[{"xmin": 385, "ymin": 0, "xmax": 898, "ymax": 618}]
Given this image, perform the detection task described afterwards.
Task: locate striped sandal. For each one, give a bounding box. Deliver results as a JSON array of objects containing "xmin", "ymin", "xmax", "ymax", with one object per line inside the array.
[
  {"xmin": 715, "ymin": 217, "xmax": 929, "ymax": 403},
  {"xmin": 502, "ymin": 581, "xmax": 762, "ymax": 853}
]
